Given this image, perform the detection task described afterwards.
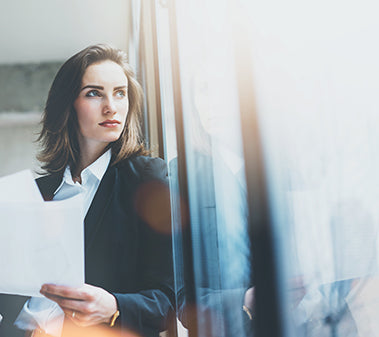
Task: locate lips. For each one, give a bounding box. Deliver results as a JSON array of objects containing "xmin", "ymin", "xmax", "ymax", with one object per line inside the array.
[{"xmin": 99, "ymin": 119, "xmax": 121, "ymax": 127}]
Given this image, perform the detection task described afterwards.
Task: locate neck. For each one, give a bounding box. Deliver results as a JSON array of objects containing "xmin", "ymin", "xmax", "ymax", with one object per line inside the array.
[{"xmin": 73, "ymin": 139, "xmax": 109, "ymax": 180}]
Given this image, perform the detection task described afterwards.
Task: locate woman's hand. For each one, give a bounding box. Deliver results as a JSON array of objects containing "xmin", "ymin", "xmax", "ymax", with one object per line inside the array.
[{"xmin": 40, "ymin": 283, "xmax": 118, "ymax": 327}]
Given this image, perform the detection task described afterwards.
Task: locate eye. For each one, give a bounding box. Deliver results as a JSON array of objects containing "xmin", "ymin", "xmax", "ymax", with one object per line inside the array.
[
  {"xmin": 85, "ymin": 90, "xmax": 101, "ymax": 97},
  {"xmin": 115, "ymin": 89, "xmax": 127, "ymax": 98}
]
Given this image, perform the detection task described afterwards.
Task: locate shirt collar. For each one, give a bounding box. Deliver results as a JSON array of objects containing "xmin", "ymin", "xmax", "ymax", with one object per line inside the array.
[
  {"xmin": 85, "ymin": 149, "xmax": 112, "ymax": 181},
  {"xmin": 54, "ymin": 149, "xmax": 112, "ymax": 195}
]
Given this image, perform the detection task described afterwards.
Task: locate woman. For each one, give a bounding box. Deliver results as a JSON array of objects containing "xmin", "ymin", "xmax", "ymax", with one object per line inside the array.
[{"xmin": 6, "ymin": 44, "xmax": 174, "ymax": 337}]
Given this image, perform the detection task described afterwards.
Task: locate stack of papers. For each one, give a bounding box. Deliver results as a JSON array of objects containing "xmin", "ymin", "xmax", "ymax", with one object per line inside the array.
[{"xmin": 0, "ymin": 170, "xmax": 84, "ymax": 297}]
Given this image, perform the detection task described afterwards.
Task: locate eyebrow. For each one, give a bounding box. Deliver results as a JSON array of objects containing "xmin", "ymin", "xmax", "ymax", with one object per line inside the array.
[{"xmin": 80, "ymin": 85, "xmax": 127, "ymax": 91}]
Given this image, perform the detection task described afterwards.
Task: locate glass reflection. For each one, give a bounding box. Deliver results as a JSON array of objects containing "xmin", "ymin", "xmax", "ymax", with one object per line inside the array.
[
  {"xmin": 156, "ymin": 1, "xmax": 253, "ymax": 337},
  {"xmin": 246, "ymin": 0, "xmax": 379, "ymax": 334},
  {"xmin": 156, "ymin": 1, "xmax": 254, "ymax": 335},
  {"xmin": 171, "ymin": 68, "xmax": 253, "ymax": 337}
]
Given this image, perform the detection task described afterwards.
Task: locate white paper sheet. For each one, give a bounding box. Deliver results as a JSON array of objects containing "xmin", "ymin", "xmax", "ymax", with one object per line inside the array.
[
  {"xmin": 0, "ymin": 170, "xmax": 43, "ymax": 203},
  {"xmin": 0, "ymin": 170, "xmax": 84, "ymax": 297}
]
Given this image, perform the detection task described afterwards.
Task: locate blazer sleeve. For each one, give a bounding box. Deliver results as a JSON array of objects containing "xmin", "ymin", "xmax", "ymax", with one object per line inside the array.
[{"xmin": 113, "ymin": 157, "xmax": 175, "ymax": 336}]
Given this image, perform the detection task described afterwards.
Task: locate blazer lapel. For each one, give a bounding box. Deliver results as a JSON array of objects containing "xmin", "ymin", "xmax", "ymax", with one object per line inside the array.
[
  {"xmin": 84, "ymin": 165, "xmax": 117, "ymax": 251},
  {"xmin": 36, "ymin": 172, "xmax": 64, "ymax": 201}
]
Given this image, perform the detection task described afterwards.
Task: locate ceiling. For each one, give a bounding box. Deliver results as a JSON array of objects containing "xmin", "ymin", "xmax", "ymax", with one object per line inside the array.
[{"xmin": 0, "ymin": 0, "xmax": 130, "ymax": 64}]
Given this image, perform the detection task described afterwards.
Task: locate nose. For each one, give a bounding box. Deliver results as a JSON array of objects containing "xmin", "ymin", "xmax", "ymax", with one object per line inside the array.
[{"xmin": 102, "ymin": 96, "xmax": 117, "ymax": 115}]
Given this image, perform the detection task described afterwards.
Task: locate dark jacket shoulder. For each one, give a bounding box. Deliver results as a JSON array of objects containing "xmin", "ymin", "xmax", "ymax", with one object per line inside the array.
[
  {"xmin": 115, "ymin": 155, "xmax": 168, "ymax": 182},
  {"xmin": 35, "ymin": 155, "xmax": 168, "ymax": 201}
]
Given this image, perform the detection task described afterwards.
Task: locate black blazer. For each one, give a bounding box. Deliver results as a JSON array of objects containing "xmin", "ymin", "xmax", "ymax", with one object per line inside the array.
[{"xmin": 0, "ymin": 155, "xmax": 174, "ymax": 337}]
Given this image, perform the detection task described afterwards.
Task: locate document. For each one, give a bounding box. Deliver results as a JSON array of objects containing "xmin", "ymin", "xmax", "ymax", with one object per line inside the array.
[
  {"xmin": 0, "ymin": 169, "xmax": 44, "ymax": 202},
  {"xmin": 0, "ymin": 170, "xmax": 84, "ymax": 297}
]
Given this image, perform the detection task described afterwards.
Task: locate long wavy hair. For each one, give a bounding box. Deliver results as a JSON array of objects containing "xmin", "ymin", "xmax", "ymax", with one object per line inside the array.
[{"xmin": 37, "ymin": 44, "xmax": 147, "ymax": 174}]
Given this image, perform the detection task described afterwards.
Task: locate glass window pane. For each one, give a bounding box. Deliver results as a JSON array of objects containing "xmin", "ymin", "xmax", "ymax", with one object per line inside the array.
[
  {"xmin": 243, "ymin": 1, "xmax": 379, "ymax": 336},
  {"xmin": 156, "ymin": 1, "xmax": 254, "ymax": 336}
]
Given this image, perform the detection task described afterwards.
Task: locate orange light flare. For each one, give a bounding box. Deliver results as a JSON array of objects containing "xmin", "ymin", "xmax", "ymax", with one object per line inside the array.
[
  {"xmin": 132, "ymin": 181, "xmax": 174, "ymax": 234},
  {"xmin": 57, "ymin": 318, "xmax": 142, "ymax": 337},
  {"xmin": 134, "ymin": 180, "xmax": 190, "ymax": 234}
]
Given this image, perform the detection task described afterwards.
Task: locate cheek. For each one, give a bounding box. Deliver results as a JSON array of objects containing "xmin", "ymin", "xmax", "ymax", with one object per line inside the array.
[
  {"xmin": 119, "ymin": 100, "xmax": 130, "ymax": 122},
  {"xmin": 74, "ymin": 101, "xmax": 95, "ymax": 130}
]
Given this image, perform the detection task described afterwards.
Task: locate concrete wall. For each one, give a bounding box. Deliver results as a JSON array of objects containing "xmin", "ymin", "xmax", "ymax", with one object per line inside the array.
[
  {"xmin": 0, "ymin": 62, "xmax": 61, "ymax": 177},
  {"xmin": 0, "ymin": 113, "xmax": 41, "ymax": 177},
  {"xmin": 0, "ymin": 62, "xmax": 61, "ymax": 112}
]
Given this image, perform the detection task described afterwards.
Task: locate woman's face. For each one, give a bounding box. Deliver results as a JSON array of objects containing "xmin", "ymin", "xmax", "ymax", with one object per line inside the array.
[{"xmin": 73, "ymin": 60, "xmax": 129, "ymax": 152}]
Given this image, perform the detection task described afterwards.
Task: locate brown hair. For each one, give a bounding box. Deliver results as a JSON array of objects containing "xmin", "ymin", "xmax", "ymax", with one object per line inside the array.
[{"xmin": 37, "ymin": 44, "xmax": 147, "ymax": 174}]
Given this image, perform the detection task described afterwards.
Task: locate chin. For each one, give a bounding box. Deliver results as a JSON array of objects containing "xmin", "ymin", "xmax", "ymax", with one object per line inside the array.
[
  {"xmin": 102, "ymin": 137, "xmax": 121, "ymax": 144},
  {"xmin": 102, "ymin": 132, "xmax": 123, "ymax": 143}
]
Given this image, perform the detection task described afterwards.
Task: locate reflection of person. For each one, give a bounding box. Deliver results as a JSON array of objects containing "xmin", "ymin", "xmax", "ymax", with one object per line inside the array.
[
  {"xmin": 171, "ymin": 150, "xmax": 253, "ymax": 337},
  {"xmin": 170, "ymin": 66, "xmax": 254, "ymax": 336},
  {"xmin": 0, "ymin": 44, "xmax": 174, "ymax": 337}
]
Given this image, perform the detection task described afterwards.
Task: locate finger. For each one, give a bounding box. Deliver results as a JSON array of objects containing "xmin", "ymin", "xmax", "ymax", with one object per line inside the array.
[
  {"xmin": 62, "ymin": 309, "xmax": 91, "ymax": 327},
  {"xmin": 40, "ymin": 284, "xmax": 94, "ymax": 301},
  {"xmin": 41, "ymin": 292, "xmax": 90, "ymax": 313},
  {"xmin": 63, "ymin": 309, "xmax": 80, "ymax": 320}
]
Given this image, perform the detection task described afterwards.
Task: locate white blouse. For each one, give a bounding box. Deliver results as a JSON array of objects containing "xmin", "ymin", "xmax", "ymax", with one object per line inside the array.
[{"xmin": 53, "ymin": 149, "xmax": 111, "ymax": 216}]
